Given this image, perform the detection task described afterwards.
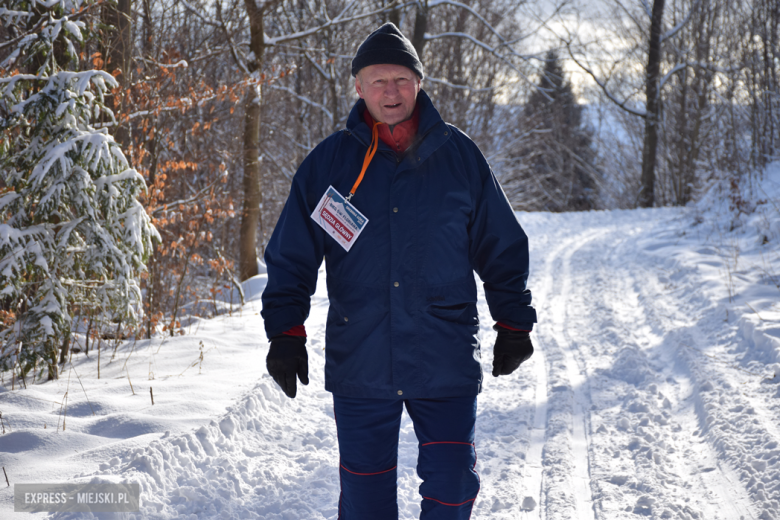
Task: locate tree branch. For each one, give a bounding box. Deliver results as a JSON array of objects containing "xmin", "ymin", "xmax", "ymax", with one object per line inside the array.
[
  {"xmin": 661, "ymin": 0, "xmax": 702, "ymax": 42},
  {"xmin": 428, "ymin": 0, "xmax": 512, "ymax": 48},
  {"xmin": 151, "ymin": 175, "xmax": 224, "ymax": 217},
  {"xmin": 564, "ymin": 42, "xmax": 647, "ymax": 118},
  {"xmin": 264, "ymin": 1, "xmax": 412, "ymax": 46},
  {"xmin": 303, "ymin": 51, "xmax": 331, "ymax": 81},
  {"xmin": 179, "ymin": 0, "xmax": 220, "ymax": 27},
  {"xmin": 425, "ymin": 76, "xmax": 504, "ymax": 92},
  {"xmin": 267, "ymin": 83, "xmax": 333, "ymax": 121},
  {"xmin": 217, "ymin": 0, "xmax": 251, "ymax": 76},
  {"xmin": 423, "ymin": 31, "xmax": 540, "ymax": 91},
  {"xmin": 0, "ymin": 0, "xmax": 107, "ymax": 53}
]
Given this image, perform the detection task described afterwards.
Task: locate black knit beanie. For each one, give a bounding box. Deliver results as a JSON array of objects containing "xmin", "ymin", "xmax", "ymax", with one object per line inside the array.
[{"xmin": 351, "ymin": 23, "xmax": 424, "ymax": 79}]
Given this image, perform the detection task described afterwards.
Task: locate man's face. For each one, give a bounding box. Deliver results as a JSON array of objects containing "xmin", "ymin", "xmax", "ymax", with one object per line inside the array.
[{"xmin": 355, "ymin": 64, "xmax": 421, "ymax": 126}]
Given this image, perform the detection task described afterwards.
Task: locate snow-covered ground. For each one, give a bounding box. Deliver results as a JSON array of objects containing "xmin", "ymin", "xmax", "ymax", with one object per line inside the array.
[{"xmin": 1, "ymin": 166, "xmax": 779, "ymax": 519}]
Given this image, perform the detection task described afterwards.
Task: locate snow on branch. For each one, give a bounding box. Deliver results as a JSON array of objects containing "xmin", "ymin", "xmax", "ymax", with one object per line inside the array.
[
  {"xmin": 266, "ymin": 83, "xmax": 333, "ymax": 122},
  {"xmin": 31, "ymin": 0, "xmax": 70, "ymax": 8},
  {"xmin": 151, "ymin": 59, "xmax": 189, "ymax": 69},
  {"xmin": 428, "ymin": 0, "xmax": 509, "ymax": 46},
  {"xmin": 265, "ymin": 1, "xmax": 413, "ymax": 46},
  {"xmin": 424, "ymin": 76, "xmax": 502, "ymax": 92},
  {"xmin": 94, "ymin": 169, "xmax": 147, "ymax": 192},
  {"xmin": 661, "ymin": 0, "xmax": 702, "ymax": 42},
  {"xmin": 303, "ymin": 52, "xmax": 332, "ymax": 82},
  {"xmin": 31, "ymin": 131, "xmax": 116, "ymax": 184},
  {"xmin": 658, "ymin": 62, "xmax": 688, "ymax": 91},
  {"xmin": 658, "ymin": 60, "xmax": 740, "ymax": 91},
  {"xmin": 0, "ymin": 0, "xmax": 100, "ymax": 55},
  {"xmin": 6, "ymin": 70, "xmax": 117, "ymax": 115},
  {"xmin": 0, "ymin": 74, "xmax": 40, "ymax": 93},
  {"xmin": 0, "ymin": 7, "xmax": 33, "ymax": 22}
]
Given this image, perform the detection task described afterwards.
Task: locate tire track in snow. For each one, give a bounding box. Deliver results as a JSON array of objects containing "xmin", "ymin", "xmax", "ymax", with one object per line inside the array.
[
  {"xmin": 529, "ymin": 228, "xmax": 602, "ymax": 520},
  {"xmin": 551, "ymin": 229, "xmax": 605, "ymax": 520},
  {"xmin": 516, "ymin": 324, "xmax": 548, "ymax": 519},
  {"xmin": 470, "ymin": 277, "xmax": 539, "ymax": 518}
]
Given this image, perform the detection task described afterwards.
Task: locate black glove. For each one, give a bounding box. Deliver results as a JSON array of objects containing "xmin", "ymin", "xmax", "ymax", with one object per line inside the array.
[
  {"xmin": 266, "ymin": 334, "xmax": 309, "ymax": 398},
  {"xmin": 492, "ymin": 327, "xmax": 534, "ymax": 377}
]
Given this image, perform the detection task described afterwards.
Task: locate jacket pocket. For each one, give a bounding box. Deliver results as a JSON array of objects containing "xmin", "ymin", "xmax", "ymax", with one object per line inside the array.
[
  {"xmin": 326, "ymin": 276, "xmax": 388, "ymax": 341},
  {"xmin": 423, "ymin": 278, "xmax": 479, "ymax": 326},
  {"xmin": 427, "ymin": 301, "xmax": 479, "ymax": 325}
]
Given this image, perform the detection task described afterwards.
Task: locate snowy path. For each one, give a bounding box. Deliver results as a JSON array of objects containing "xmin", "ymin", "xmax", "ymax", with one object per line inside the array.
[
  {"xmin": 4, "ymin": 199, "xmax": 780, "ymax": 519},
  {"xmin": 143, "ymin": 210, "xmax": 772, "ymax": 518},
  {"xmin": 526, "ymin": 211, "xmax": 752, "ymax": 519},
  {"xmin": 521, "ymin": 209, "xmax": 776, "ymax": 519}
]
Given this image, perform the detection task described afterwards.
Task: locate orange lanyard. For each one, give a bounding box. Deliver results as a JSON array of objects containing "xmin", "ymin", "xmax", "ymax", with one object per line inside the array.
[{"xmin": 346, "ymin": 121, "xmax": 383, "ymax": 202}]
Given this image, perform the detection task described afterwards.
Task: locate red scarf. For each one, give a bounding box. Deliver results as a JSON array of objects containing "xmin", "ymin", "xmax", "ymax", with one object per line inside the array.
[{"xmin": 363, "ymin": 104, "xmax": 420, "ymax": 153}]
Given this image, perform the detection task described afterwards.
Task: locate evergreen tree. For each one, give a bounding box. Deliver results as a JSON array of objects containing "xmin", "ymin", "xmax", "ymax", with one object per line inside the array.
[
  {"xmin": 517, "ymin": 50, "xmax": 598, "ymax": 211},
  {"xmin": 0, "ymin": 0, "xmax": 159, "ymax": 380}
]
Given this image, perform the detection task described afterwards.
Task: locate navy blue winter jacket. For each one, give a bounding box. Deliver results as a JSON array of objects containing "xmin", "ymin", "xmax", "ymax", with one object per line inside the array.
[{"xmin": 261, "ymin": 90, "xmax": 536, "ymax": 399}]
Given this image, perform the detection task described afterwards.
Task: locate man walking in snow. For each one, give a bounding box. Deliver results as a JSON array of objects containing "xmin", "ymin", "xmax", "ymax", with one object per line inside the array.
[{"xmin": 261, "ymin": 23, "xmax": 536, "ymax": 519}]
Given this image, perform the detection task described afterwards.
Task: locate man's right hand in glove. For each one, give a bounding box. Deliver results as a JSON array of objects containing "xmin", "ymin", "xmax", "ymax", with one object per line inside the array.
[{"xmin": 266, "ymin": 334, "xmax": 309, "ymax": 398}]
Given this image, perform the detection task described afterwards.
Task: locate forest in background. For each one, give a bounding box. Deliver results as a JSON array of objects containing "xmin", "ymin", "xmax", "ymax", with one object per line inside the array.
[{"xmin": 1, "ymin": 0, "xmax": 779, "ymax": 380}]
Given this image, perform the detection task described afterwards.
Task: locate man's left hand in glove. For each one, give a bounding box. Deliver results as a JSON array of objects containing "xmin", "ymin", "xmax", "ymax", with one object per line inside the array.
[{"xmin": 266, "ymin": 334, "xmax": 309, "ymax": 398}]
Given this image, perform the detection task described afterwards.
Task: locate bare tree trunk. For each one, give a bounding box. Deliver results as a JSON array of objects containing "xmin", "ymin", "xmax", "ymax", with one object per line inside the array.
[
  {"xmin": 240, "ymin": 90, "xmax": 263, "ymax": 281},
  {"xmin": 59, "ymin": 332, "xmax": 70, "ymax": 365},
  {"xmin": 142, "ymin": 0, "xmax": 154, "ymax": 60},
  {"xmin": 761, "ymin": 0, "xmax": 779, "ymax": 162},
  {"xmin": 102, "ymin": 0, "xmax": 132, "ymax": 147},
  {"xmin": 327, "ymin": 29, "xmax": 340, "ymax": 131},
  {"xmin": 146, "ymin": 252, "xmax": 156, "ymax": 339},
  {"xmin": 411, "ymin": 0, "xmax": 429, "ymax": 59},
  {"xmin": 749, "ymin": 8, "xmax": 762, "ymax": 168},
  {"xmin": 675, "ymin": 66, "xmax": 689, "ymax": 204},
  {"xmin": 681, "ymin": 0, "xmax": 713, "ymax": 205},
  {"xmin": 46, "ymin": 362, "xmax": 57, "ymax": 381},
  {"xmin": 639, "ymin": 0, "xmax": 666, "ymax": 208},
  {"xmin": 387, "ymin": 1, "xmax": 400, "ymax": 28},
  {"xmin": 772, "ymin": 0, "xmax": 779, "ymax": 158},
  {"xmin": 239, "ymin": 0, "xmax": 268, "ymax": 281}
]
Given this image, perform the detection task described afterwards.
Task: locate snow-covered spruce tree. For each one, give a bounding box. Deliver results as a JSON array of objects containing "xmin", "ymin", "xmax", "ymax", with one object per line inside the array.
[
  {"xmin": 0, "ymin": 0, "xmax": 159, "ymax": 380},
  {"xmin": 524, "ymin": 51, "xmax": 598, "ymax": 211}
]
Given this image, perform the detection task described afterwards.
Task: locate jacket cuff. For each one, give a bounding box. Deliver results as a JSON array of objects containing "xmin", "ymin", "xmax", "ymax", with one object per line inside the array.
[
  {"xmin": 262, "ymin": 306, "xmax": 310, "ymax": 339},
  {"xmin": 494, "ymin": 321, "xmax": 531, "ymax": 332},
  {"xmin": 282, "ymin": 325, "xmax": 307, "ymax": 337}
]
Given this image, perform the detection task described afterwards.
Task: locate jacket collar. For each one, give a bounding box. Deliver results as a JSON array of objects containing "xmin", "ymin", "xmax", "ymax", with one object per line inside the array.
[{"xmin": 346, "ymin": 89, "xmax": 450, "ymax": 172}]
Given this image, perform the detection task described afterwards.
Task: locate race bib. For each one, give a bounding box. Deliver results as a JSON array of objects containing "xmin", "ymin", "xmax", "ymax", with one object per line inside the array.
[{"xmin": 310, "ymin": 186, "xmax": 369, "ymax": 252}]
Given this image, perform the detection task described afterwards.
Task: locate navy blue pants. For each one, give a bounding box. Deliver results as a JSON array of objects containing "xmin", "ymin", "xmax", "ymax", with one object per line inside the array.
[{"xmin": 333, "ymin": 395, "xmax": 480, "ymax": 520}]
